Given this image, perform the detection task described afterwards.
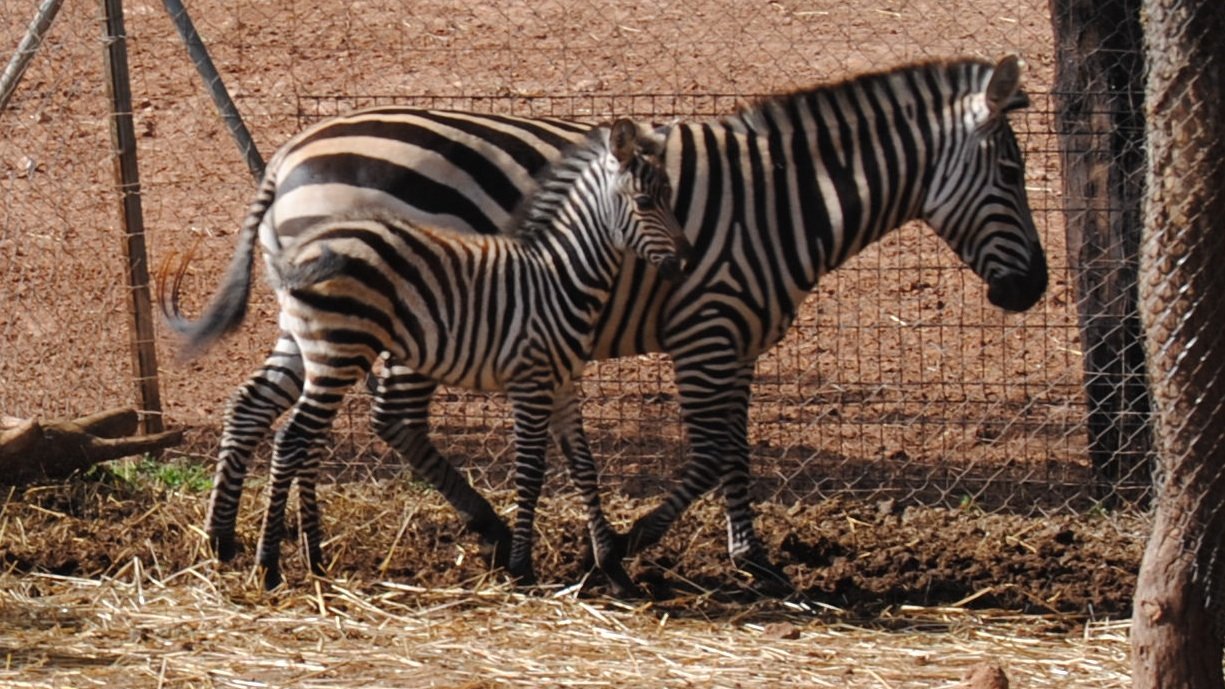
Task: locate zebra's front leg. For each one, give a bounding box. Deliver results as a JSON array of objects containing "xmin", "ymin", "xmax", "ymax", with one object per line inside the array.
[
  {"xmin": 254, "ymin": 374, "xmax": 351, "ymax": 590},
  {"xmin": 206, "ymin": 333, "xmax": 304, "ymax": 562},
  {"xmin": 504, "ymin": 384, "xmax": 558, "ymax": 587},
  {"xmin": 550, "ymin": 382, "xmax": 640, "ymax": 598},
  {"xmin": 373, "ymin": 365, "xmax": 512, "ymax": 568},
  {"xmin": 717, "ymin": 394, "xmax": 793, "ymax": 596},
  {"xmin": 624, "ymin": 360, "xmax": 793, "ymax": 595}
]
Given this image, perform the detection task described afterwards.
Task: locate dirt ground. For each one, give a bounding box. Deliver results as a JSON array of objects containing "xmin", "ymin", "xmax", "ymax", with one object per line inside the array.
[{"xmin": 2, "ymin": 469, "xmax": 1143, "ymax": 618}]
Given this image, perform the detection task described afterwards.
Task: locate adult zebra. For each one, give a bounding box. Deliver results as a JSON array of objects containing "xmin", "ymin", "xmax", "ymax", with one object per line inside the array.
[
  {"xmin": 163, "ymin": 119, "xmax": 689, "ymax": 591},
  {"xmin": 198, "ymin": 55, "xmax": 1046, "ymax": 594}
]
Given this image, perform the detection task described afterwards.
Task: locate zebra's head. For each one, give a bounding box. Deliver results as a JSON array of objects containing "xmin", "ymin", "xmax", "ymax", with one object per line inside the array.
[
  {"xmin": 607, "ymin": 118, "xmax": 692, "ymax": 281},
  {"xmin": 921, "ymin": 55, "xmax": 1047, "ymax": 312}
]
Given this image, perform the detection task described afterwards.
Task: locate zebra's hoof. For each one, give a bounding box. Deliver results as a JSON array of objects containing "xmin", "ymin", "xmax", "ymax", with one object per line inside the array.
[
  {"xmin": 602, "ymin": 564, "xmax": 644, "ymax": 600},
  {"xmin": 506, "ymin": 560, "xmax": 538, "ymax": 589},
  {"xmin": 259, "ymin": 564, "xmax": 284, "ymax": 591},
  {"xmin": 208, "ymin": 531, "xmax": 239, "ymax": 562},
  {"xmin": 479, "ymin": 537, "xmax": 513, "ymax": 572},
  {"xmin": 472, "ymin": 519, "xmax": 513, "ymax": 570},
  {"xmin": 307, "ymin": 550, "xmax": 327, "ymax": 578}
]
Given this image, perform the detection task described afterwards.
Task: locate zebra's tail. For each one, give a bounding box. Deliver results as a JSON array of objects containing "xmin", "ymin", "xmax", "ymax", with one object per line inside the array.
[{"xmin": 157, "ymin": 170, "xmax": 278, "ymax": 361}]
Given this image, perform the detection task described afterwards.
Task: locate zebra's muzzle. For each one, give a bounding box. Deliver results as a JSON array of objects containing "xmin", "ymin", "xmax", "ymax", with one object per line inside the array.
[
  {"xmin": 987, "ymin": 250, "xmax": 1048, "ymax": 312},
  {"xmin": 657, "ymin": 255, "xmax": 687, "ymax": 282},
  {"xmin": 657, "ymin": 239, "xmax": 694, "ymax": 281}
]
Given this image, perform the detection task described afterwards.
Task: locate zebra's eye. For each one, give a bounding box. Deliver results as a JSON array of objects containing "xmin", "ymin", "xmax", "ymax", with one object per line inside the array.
[{"xmin": 634, "ymin": 195, "xmax": 655, "ymax": 210}]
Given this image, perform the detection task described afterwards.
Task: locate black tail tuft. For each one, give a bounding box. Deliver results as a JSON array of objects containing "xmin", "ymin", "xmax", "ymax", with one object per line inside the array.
[{"xmin": 155, "ymin": 170, "xmax": 278, "ymax": 361}]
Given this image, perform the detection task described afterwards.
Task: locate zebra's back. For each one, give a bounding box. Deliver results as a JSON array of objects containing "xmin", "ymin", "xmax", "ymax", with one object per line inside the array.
[{"xmin": 269, "ymin": 107, "xmax": 590, "ymax": 239}]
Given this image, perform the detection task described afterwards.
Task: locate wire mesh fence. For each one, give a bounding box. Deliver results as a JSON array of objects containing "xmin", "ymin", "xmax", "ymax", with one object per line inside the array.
[{"xmin": 0, "ymin": 0, "xmax": 1150, "ymax": 515}]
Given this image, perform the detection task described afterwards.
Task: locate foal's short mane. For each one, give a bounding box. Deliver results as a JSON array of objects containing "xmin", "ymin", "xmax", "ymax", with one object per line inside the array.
[{"xmin": 505, "ymin": 125, "xmax": 611, "ymax": 241}]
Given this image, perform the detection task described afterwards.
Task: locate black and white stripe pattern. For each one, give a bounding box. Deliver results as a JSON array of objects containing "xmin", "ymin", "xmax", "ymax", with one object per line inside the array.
[
  {"xmin": 163, "ymin": 119, "xmax": 687, "ymax": 592},
  {"xmin": 197, "ymin": 55, "xmax": 1046, "ymax": 594}
]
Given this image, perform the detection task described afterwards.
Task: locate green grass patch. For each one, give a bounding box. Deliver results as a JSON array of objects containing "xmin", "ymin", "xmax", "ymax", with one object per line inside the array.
[{"xmin": 89, "ymin": 454, "xmax": 213, "ymax": 494}]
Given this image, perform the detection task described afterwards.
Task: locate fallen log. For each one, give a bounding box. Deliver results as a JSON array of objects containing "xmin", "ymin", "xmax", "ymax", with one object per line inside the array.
[{"xmin": 0, "ymin": 408, "xmax": 184, "ymax": 485}]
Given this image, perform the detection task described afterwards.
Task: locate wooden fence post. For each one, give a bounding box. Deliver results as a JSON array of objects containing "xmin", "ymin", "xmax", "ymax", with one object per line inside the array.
[
  {"xmin": 1049, "ymin": 0, "xmax": 1151, "ymax": 500},
  {"xmin": 100, "ymin": 0, "xmax": 164, "ymax": 434}
]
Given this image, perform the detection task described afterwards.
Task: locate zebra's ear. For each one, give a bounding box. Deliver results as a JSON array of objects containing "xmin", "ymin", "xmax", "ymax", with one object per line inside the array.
[
  {"xmin": 610, "ymin": 118, "xmax": 639, "ymax": 165},
  {"xmin": 986, "ymin": 55, "xmax": 1029, "ymax": 115}
]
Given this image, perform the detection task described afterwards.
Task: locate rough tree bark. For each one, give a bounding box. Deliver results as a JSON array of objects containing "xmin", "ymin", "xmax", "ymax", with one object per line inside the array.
[
  {"xmin": 1048, "ymin": 0, "xmax": 1151, "ymax": 497},
  {"xmin": 1132, "ymin": 0, "xmax": 1225, "ymax": 685}
]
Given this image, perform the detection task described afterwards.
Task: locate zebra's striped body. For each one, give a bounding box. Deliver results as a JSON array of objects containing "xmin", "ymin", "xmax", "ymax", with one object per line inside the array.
[
  {"xmin": 164, "ymin": 120, "xmax": 687, "ymax": 591},
  {"xmin": 202, "ymin": 56, "xmax": 1046, "ymax": 593}
]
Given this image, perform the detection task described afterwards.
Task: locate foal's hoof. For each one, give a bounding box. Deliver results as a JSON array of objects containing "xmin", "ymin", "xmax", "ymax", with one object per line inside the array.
[
  {"xmin": 259, "ymin": 565, "xmax": 284, "ymax": 591},
  {"xmin": 208, "ymin": 531, "xmax": 239, "ymax": 563}
]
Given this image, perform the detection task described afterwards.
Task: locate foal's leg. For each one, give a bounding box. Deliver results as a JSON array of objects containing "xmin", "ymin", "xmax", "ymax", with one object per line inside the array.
[
  {"xmin": 372, "ymin": 364, "xmax": 511, "ymax": 566},
  {"xmin": 503, "ymin": 382, "xmax": 556, "ymax": 586},
  {"xmin": 549, "ymin": 381, "xmax": 640, "ymax": 597},
  {"xmin": 255, "ymin": 369, "xmax": 360, "ymax": 590},
  {"xmin": 206, "ymin": 333, "xmax": 303, "ymax": 561}
]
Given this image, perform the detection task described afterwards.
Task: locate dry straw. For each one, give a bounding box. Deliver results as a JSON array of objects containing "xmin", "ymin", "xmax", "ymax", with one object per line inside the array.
[
  {"xmin": 0, "ymin": 477, "xmax": 1139, "ymax": 688},
  {"xmin": 1, "ymin": 566, "xmax": 1131, "ymax": 689}
]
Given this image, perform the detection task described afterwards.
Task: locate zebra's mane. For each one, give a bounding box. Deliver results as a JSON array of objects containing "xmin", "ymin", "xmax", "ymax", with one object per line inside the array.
[
  {"xmin": 504, "ymin": 125, "xmax": 613, "ymax": 241},
  {"xmin": 731, "ymin": 57, "xmax": 1005, "ymax": 127}
]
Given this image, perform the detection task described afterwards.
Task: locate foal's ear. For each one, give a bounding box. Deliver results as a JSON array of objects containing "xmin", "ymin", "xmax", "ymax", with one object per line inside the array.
[
  {"xmin": 986, "ymin": 54, "xmax": 1029, "ymax": 115},
  {"xmin": 610, "ymin": 118, "xmax": 639, "ymax": 165}
]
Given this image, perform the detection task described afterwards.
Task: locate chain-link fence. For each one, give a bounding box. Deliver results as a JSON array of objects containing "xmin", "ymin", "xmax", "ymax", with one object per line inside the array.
[{"xmin": 0, "ymin": 0, "xmax": 1150, "ymax": 515}]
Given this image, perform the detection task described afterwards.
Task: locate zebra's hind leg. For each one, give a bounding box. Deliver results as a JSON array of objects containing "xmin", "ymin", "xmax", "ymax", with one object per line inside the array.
[
  {"xmin": 206, "ymin": 333, "xmax": 304, "ymax": 562},
  {"xmin": 373, "ymin": 365, "xmax": 512, "ymax": 568},
  {"xmin": 255, "ymin": 370, "xmax": 358, "ymax": 590},
  {"xmin": 550, "ymin": 382, "xmax": 641, "ymax": 598}
]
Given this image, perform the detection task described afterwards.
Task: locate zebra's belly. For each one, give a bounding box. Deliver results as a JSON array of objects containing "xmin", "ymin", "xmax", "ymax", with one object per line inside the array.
[{"xmin": 389, "ymin": 336, "xmax": 524, "ymax": 395}]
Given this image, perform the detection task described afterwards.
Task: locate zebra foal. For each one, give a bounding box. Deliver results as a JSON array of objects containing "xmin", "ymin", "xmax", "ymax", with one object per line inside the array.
[{"xmin": 162, "ymin": 119, "xmax": 689, "ymax": 592}]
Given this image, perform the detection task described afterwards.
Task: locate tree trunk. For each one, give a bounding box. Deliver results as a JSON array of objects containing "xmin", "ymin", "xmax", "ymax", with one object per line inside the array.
[
  {"xmin": 1132, "ymin": 0, "xmax": 1225, "ymax": 685},
  {"xmin": 1048, "ymin": 0, "xmax": 1151, "ymax": 499}
]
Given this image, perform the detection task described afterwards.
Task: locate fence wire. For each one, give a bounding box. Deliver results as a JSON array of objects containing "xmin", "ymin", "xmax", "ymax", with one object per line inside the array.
[{"xmin": 0, "ymin": 0, "xmax": 1151, "ymax": 515}]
